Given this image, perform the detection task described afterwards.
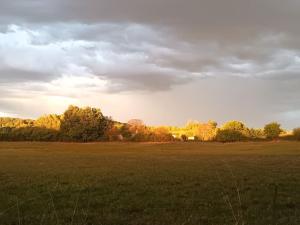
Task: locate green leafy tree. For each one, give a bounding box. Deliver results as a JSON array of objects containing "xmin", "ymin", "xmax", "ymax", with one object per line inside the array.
[
  {"xmin": 222, "ymin": 121, "xmax": 246, "ymax": 132},
  {"xmin": 216, "ymin": 129, "xmax": 245, "ymax": 142},
  {"xmin": 216, "ymin": 121, "xmax": 248, "ymax": 142},
  {"xmin": 264, "ymin": 122, "xmax": 282, "ymax": 140},
  {"xmin": 60, "ymin": 105, "xmax": 112, "ymax": 142}
]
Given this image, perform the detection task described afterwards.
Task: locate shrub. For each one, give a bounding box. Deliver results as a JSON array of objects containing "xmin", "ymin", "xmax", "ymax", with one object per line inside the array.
[
  {"xmin": 264, "ymin": 122, "xmax": 282, "ymax": 140},
  {"xmin": 246, "ymin": 128, "xmax": 265, "ymax": 140},
  {"xmin": 216, "ymin": 129, "xmax": 245, "ymax": 142}
]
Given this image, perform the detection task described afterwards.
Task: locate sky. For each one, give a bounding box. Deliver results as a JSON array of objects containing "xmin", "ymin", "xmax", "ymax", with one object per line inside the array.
[{"xmin": 0, "ymin": 0, "xmax": 300, "ymax": 129}]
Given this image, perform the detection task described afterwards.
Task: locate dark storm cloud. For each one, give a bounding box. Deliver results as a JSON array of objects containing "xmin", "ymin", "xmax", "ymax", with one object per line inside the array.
[
  {"xmin": 1, "ymin": 0, "xmax": 299, "ymax": 31},
  {"xmin": 0, "ymin": 0, "xmax": 300, "ymax": 127},
  {"xmin": 1, "ymin": 0, "xmax": 299, "ymax": 88},
  {"xmin": 1, "ymin": 0, "xmax": 300, "ymax": 47}
]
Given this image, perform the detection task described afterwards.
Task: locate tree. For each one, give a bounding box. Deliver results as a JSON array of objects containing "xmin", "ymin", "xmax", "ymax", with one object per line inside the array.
[
  {"xmin": 264, "ymin": 122, "xmax": 281, "ymax": 140},
  {"xmin": 60, "ymin": 105, "xmax": 112, "ymax": 142},
  {"xmin": 196, "ymin": 120, "xmax": 217, "ymax": 141},
  {"xmin": 152, "ymin": 127, "xmax": 174, "ymax": 142},
  {"xmin": 34, "ymin": 114, "xmax": 62, "ymax": 130},
  {"xmin": 185, "ymin": 120, "xmax": 200, "ymax": 137},
  {"xmin": 181, "ymin": 134, "xmax": 188, "ymax": 142},
  {"xmin": 293, "ymin": 128, "xmax": 300, "ymax": 141},
  {"xmin": 216, "ymin": 121, "xmax": 248, "ymax": 142},
  {"xmin": 127, "ymin": 119, "xmax": 145, "ymax": 134},
  {"xmin": 0, "ymin": 127, "xmax": 13, "ymax": 141},
  {"xmin": 216, "ymin": 129, "xmax": 245, "ymax": 142},
  {"xmin": 222, "ymin": 121, "xmax": 246, "ymax": 132},
  {"xmin": 0, "ymin": 118, "xmax": 34, "ymax": 128},
  {"xmin": 247, "ymin": 128, "xmax": 265, "ymax": 140},
  {"xmin": 127, "ymin": 119, "xmax": 149, "ymax": 140}
]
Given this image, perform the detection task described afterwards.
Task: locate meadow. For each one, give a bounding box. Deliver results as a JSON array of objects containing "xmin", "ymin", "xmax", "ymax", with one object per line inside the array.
[{"xmin": 0, "ymin": 141, "xmax": 299, "ymax": 225}]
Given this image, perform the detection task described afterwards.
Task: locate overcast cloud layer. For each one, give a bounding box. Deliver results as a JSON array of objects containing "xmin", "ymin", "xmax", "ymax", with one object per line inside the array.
[{"xmin": 0, "ymin": 0, "xmax": 300, "ymax": 128}]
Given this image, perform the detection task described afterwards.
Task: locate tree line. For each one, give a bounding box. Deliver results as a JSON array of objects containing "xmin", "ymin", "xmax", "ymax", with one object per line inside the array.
[{"xmin": 0, "ymin": 105, "xmax": 300, "ymax": 142}]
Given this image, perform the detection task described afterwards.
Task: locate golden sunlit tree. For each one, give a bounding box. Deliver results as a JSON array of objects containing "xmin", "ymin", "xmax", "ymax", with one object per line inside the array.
[
  {"xmin": 60, "ymin": 105, "xmax": 112, "ymax": 142},
  {"xmin": 34, "ymin": 114, "xmax": 62, "ymax": 130},
  {"xmin": 264, "ymin": 122, "xmax": 282, "ymax": 140}
]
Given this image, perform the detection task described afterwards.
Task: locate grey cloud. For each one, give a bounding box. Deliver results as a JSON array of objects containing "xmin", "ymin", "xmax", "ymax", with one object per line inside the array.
[
  {"xmin": 1, "ymin": 0, "xmax": 300, "ymax": 87},
  {"xmin": 0, "ymin": 68, "xmax": 56, "ymax": 83},
  {"xmin": 1, "ymin": 0, "xmax": 300, "ymax": 47},
  {"xmin": 100, "ymin": 71, "xmax": 194, "ymax": 93},
  {"xmin": 1, "ymin": 22, "xmax": 300, "ymax": 91},
  {"xmin": 0, "ymin": 0, "xmax": 300, "ymax": 128}
]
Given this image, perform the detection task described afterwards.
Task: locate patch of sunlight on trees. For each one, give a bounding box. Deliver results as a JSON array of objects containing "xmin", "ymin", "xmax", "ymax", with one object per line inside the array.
[{"xmin": 0, "ymin": 105, "xmax": 300, "ymax": 142}]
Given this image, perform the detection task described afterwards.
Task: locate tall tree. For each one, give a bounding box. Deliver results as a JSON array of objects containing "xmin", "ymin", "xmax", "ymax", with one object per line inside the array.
[{"xmin": 60, "ymin": 105, "xmax": 112, "ymax": 141}]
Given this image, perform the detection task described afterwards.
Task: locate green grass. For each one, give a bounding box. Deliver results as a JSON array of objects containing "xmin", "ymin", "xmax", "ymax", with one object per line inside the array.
[{"xmin": 0, "ymin": 141, "xmax": 299, "ymax": 225}]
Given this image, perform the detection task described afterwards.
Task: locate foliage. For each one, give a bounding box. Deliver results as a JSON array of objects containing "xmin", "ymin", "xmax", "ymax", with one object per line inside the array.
[
  {"xmin": 181, "ymin": 134, "xmax": 188, "ymax": 142},
  {"xmin": 264, "ymin": 122, "xmax": 282, "ymax": 140},
  {"xmin": 60, "ymin": 105, "xmax": 112, "ymax": 142},
  {"xmin": 0, "ymin": 117, "xmax": 34, "ymax": 128},
  {"xmin": 0, "ymin": 106, "xmax": 293, "ymax": 143},
  {"xmin": 105, "ymin": 122, "xmax": 125, "ymax": 141},
  {"xmin": 293, "ymin": 128, "xmax": 300, "ymax": 141},
  {"xmin": 216, "ymin": 129, "xmax": 245, "ymax": 142},
  {"xmin": 246, "ymin": 128, "xmax": 265, "ymax": 140},
  {"xmin": 151, "ymin": 127, "xmax": 174, "ymax": 142},
  {"xmin": 222, "ymin": 120, "xmax": 246, "ymax": 132},
  {"xmin": 216, "ymin": 121, "xmax": 248, "ymax": 142},
  {"xmin": 196, "ymin": 120, "xmax": 217, "ymax": 141},
  {"xmin": 0, "ymin": 127, "xmax": 60, "ymax": 141},
  {"xmin": 34, "ymin": 114, "xmax": 62, "ymax": 130},
  {"xmin": 127, "ymin": 119, "xmax": 147, "ymax": 137}
]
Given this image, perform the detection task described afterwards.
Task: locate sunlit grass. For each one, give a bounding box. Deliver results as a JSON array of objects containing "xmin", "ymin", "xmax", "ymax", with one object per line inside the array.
[{"xmin": 0, "ymin": 141, "xmax": 299, "ymax": 225}]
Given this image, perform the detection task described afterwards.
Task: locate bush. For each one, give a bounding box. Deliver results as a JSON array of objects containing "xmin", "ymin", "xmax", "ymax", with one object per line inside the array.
[
  {"xmin": 0, "ymin": 127, "xmax": 60, "ymax": 141},
  {"xmin": 246, "ymin": 128, "xmax": 265, "ymax": 140},
  {"xmin": 216, "ymin": 129, "xmax": 245, "ymax": 142},
  {"xmin": 293, "ymin": 128, "xmax": 300, "ymax": 141},
  {"xmin": 264, "ymin": 122, "xmax": 281, "ymax": 140}
]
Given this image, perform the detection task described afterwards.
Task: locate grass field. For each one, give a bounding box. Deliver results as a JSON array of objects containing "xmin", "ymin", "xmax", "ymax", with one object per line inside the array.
[{"xmin": 0, "ymin": 142, "xmax": 299, "ymax": 225}]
